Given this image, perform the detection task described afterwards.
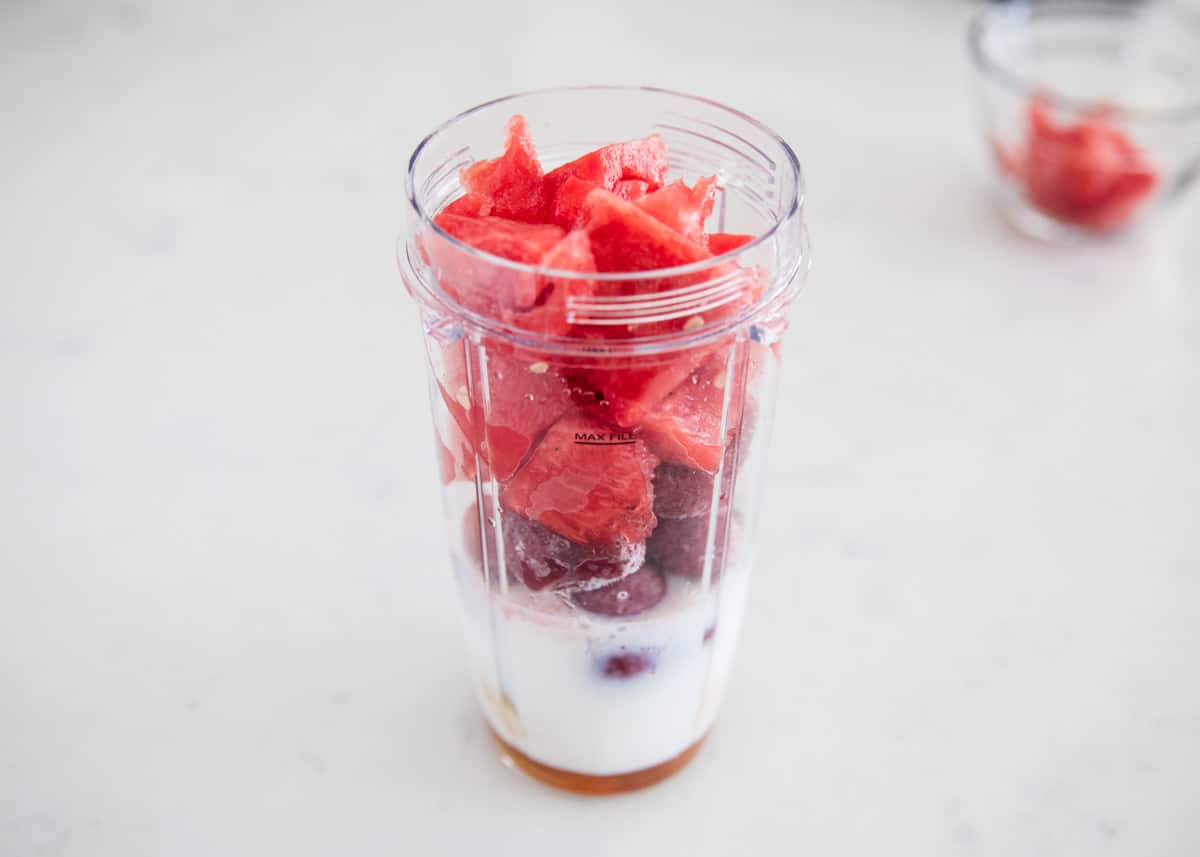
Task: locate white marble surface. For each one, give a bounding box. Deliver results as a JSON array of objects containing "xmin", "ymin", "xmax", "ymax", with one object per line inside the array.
[{"xmin": 3, "ymin": 1, "xmax": 1199, "ymax": 854}]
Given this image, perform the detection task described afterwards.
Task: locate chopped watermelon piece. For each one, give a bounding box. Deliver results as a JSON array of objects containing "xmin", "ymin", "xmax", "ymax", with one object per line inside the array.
[
  {"xmin": 460, "ymin": 115, "xmax": 547, "ymax": 223},
  {"xmin": 635, "ymin": 176, "xmax": 718, "ymax": 243},
  {"xmin": 1077, "ymin": 169, "xmax": 1157, "ymax": 230},
  {"xmin": 434, "ymin": 417, "xmax": 477, "ymax": 484},
  {"xmin": 613, "ymin": 179, "xmax": 651, "ymax": 202},
  {"xmin": 433, "ymin": 342, "xmax": 572, "ymax": 482},
  {"xmin": 640, "ymin": 351, "xmax": 738, "ymax": 474},
  {"xmin": 583, "ymin": 188, "xmax": 711, "ymax": 273},
  {"xmin": 543, "ymin": 134, "xmax": 668, "ymax": 201},
  {"xmin": 1003, "ymin": 96, "xmax": 1158, "ymax": 231},
  {"xmin": 429, "ymin": 214, "xmax": 564, "ymax": 318},
  {"xmin": 433, "ymin": 213, "xmax": 564, "ymax": 266},
  {"xmin": 705, "ymin": 232, "xmax": 755, "ymax": 254},
  {"xmin": 507, "ymin": 229, "xmax": 596, "ymax": 336},
  {"xmin": 440, "ymin": 192, "xmax": 493, "ymax": 218},
  {"xmin": 480, "ymin": 348, "xmax": 574, "ymax": 481},
  {"xmin": 501, "ymin": 414, "xmax": 658, "ymax": 545},
  {"xmin": 582, "ymin": 349, "xmax": 712, "ymax": 427},
  {"xmin": 547, "ymin": 175, "xmax": 598, "ymax": 230}
]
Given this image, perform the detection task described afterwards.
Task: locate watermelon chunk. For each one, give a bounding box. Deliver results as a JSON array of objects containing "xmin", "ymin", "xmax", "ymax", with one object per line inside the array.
[
  {"xmin": 440, "ymin": 192, "xmax": 493, "ymax": 218},
  {"xmin": 481, "ymin": 349, "xmax": 574, "ymax": 481},
  {"xmin": 434, "ymin": 416, "xmax": 477, "ymax": 484},
  {"xmin": 705, "ymin": 233, "xmax": 755, "ymax": 255},
  {"xmin": 507, "ymin": 229, "xmax": 596, "ymax": 336},
  {"xmin": 460, "ymin": 115, "xmax": 547, "ymax": 223},
  {"xmin": 547, "ymin": 175, "xmax": 599, "ymax": 230},
  {"xmin": 429, "ymin": 214, "xmax": 565, "ymax": 318},
  {"xmin": 501, "ymin": 414, "xmax": 658, "ymax": 545},
  {"xmin": 1005, "ymin": 96, "xmax": 1158, "ymax": 231},
  {"xmin": 613, "ymin": 179, "xmax": 651, "ymax": 202},
  {"xmin": 543, "ymin": 134, "xmax": 668, "ymax": 201},
  {"xmin": 433, "ymin": 213, "xmax": 564, "ymax": 266},
  {"xmin": 583, "ymin": 187, "xmax": 711, "ymax": 273},
  {"xmin": 640, "ymin": 351, "xmax": 737, "ymax": 474},
  {"xmin": 434, "ymin": 343, "xmax": 573, "ymax": 482},
  {"xmin": 582, "ymin": 349, "xmax": 712, "ymax": 428},
  {"xmin": 1077, "ymin": 168, "xmax": 1157, "ymax": 230},
  {"xmin": 635, "ymin": 176, "xmax": 718, "ymax": 243}
]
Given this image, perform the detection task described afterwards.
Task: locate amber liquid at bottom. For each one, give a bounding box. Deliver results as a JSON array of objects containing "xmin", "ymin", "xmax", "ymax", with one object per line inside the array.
[{"xmin": 488, "ymin": 726, "xmax": 708, "ymax": 795}]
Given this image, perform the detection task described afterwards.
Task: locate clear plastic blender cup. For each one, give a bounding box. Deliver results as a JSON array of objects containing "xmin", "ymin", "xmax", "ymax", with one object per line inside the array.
[{"xmin": 398, "ymin": 86, "xmax": 810, "ymax": 794}]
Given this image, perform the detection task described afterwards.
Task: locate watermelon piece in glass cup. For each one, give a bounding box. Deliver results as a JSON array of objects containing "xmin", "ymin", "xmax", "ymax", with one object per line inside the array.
[
  {"xmin": 968, "ymin": 2, "xmax": 1200, "ymax": 240},
  {"xmin": 399, "ymin": 87, "xmax": 810, "ymax": 794}
]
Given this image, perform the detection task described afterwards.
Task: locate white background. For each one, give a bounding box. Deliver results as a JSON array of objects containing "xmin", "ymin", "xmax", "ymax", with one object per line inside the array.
[{"xmin": 3, "ymin": 1, "xmax": 1199, "ymax": 855}]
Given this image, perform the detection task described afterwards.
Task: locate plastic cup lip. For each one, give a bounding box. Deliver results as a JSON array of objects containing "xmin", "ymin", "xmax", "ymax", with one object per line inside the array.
[
  {"xmin": 399, "ymin": 85, "xmax": 810, "ymax": 352},
  {"xmin": 967, "ymin": 1, "xmax": 1200, "ymax": 123},
  {"xmin": 404, "ymin": 85, "xmax": 805, "ymax": 282}
]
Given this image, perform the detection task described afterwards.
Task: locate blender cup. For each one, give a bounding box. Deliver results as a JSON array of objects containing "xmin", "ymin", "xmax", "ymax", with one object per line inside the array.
[{"xmin": 398, "ymin": 87, "xmax": 810, "ymax": 793}]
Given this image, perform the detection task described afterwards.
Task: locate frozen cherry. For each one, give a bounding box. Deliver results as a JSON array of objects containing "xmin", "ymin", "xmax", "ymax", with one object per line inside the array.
[
  {"xmin": 653, "ymin": 463, "xmax": 714, "ymax": 519},
  {"xmin": 646, "ymin": 514, "xmax": 725, "ymax": 581},
  {"xmin": 599, "ymin": 651, "xmax": 654, "ymax": 679},
  {"xmin": 502, "ymin": 510, "xmax": 644, "ymax": 591},
  {"xmin": 571, "ymin": 563, "xmax": 666, "ymax": 617}
]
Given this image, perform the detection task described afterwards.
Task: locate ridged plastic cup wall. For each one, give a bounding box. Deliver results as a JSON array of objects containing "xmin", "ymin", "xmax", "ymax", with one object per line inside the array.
[{"xmin": 399, "ymin": 87, "xmax": 810, "ymax": 793}]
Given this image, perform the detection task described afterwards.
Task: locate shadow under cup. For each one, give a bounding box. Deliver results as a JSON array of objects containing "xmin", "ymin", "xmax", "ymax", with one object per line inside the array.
[{"xmin": 398, "ymin": 86, "xmax": 810, "ymax": 793}]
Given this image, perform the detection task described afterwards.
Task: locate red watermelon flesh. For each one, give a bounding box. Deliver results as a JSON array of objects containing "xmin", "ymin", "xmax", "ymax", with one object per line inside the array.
[
  {"xmin": 705, "ymin": 232, "xmax": 755, "ymax": 255},
  {"xmin": 460, "ymin": 115, "xmax": 547, "ymax": 223},
  {"xmin": 1077, "ymin": 169, "xmax": 1157, "ymax": 230},
  {"xmin": 433, "ymin": 213, "xmax": 563, "ymax": 267},
  {"xmin": 429, "ymin": 214, "xmax": 564, "ymax": 318},
  {"xmin": 507, "ymin": 229, "xmax": 596, "ymax": 336},
  {"xmin": 640, "ymin": 351, "xmax": 737, "ymax": 474},
  {"xmin": 433, "ymin": 341, "xmax": 573, "ymax": 482},
  {"xmin": 635, "ymin": 176, "xmax": 718, "ymax": 243},
  {"xmin": 543, "ymin": 134, "xmax": 668, "ymax": 201},
  {"xmin": 573, "ymin": 188, "xmax": 764, "ymax": 423},
  {"xmin": 440, "ymin": 192, "xmax": 493, "ymax": 218},
  {"xmin": 582, "ymin": 348, "xmax": 712, "ymax": 428},
  {"xmin": 480, "ymin": 348, "xmax": 574, "ymax": 481},
  {"xmin": 583, "ymin": 187, "xmax": 712, "ymax": 273},
  {"xmin": 613, "ymin": 179, "xmax": 651, "ymax": 202},
  {"xmin": 547, "ymin": 175, "xmax": 598, "ymax": 230},
  {"xmin": 501, "ymin": 414, "xmax": 658, "ymax": 545},
  {"xmin": 1006, "ymin": 97, "xmax": 1158, "ymax": 230},
  {"xmin": 435, "ymin": 416, "xmax": 477, "ymax": 484},
  {"xmin": 431, "ymin": 338, "xmax": 480, "ymax": 460}
]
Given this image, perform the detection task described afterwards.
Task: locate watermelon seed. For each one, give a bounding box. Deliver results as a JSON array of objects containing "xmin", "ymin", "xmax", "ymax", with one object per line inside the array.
[
  {"xmin": 713, "ymin": 374, "xmax": 726, "ymax": 390},
  {"xmin": 528, "ymin": 361, "xmax": 549, "ymax": 374},
  {"xmin": 683, "ymin": 315, "xmax": 705, "ymax": 332}
]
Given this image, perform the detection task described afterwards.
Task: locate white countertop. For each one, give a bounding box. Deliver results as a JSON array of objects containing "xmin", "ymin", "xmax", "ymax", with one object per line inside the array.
[{"xmin": 3, "ymin": 1, "xmax": 1199, "ymax": 854}]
